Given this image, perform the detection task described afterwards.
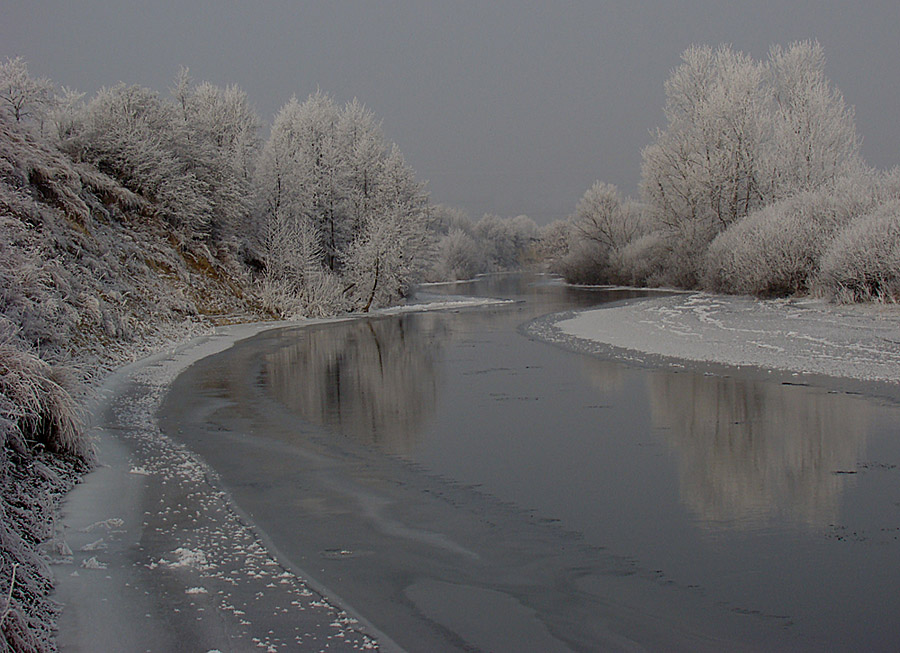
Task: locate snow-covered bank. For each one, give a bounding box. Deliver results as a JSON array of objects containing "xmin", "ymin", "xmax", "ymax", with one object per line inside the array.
[
  {"xmin": 534, "ymin": 292, "xmax": 900, "ymax": 386},
  {"xmin": 54, "ymin": 320, "xmax": 387, "ymax": 651},
  {"xmin": 55, "ymin": 293, "xmax": 507, "ymax": 651}
]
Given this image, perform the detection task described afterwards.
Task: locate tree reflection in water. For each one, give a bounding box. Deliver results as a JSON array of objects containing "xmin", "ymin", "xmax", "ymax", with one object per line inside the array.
[
  {"xmin": 263, "ymin": 313, "xmax": 447, "ymax": 455},
  {"xmin": 648, "ymin": 372, "xmax": 868, "ymax": 529}
]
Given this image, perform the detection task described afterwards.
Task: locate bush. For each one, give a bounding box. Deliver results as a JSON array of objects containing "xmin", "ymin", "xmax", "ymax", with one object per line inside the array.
[
  {"xmin": 0, "ymin": 322, "xmax": 89, "ymax": 460},
  {"xmin": 614, "ymin": 231, "xmax": 677, "ymax": 287},
  {"xmin": 554, "ymin": 238, "xmax": 614, "ymax": 285},
  {"xmin": 703, "ymin": 179, "xmax": 877, "ymax": 296},
  {"xmin": 817, "ymin": 200, "xmax": 900, "ymax": 302},
  {"xmin": 430, "ymin": 228, "xmax": 488, "ymax": 281},
  {"xmin": 258, "ymin": 271, "xmax": 347, "ymax": 319}
]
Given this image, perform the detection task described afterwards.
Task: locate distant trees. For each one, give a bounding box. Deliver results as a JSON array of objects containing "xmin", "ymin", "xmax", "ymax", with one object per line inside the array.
[
  {"xmin": 558, "ymin": 40, "xmax": 899, "ymax": 302},
  {"xmin": 425, "ymin": 208, "xmax": 539, "ymax": 282}
]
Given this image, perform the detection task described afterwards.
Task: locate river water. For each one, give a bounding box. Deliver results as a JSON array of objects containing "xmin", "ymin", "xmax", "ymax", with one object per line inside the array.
[{"xmin": 159, "ymin": 274, "xmax": 900, "ymax": 651}]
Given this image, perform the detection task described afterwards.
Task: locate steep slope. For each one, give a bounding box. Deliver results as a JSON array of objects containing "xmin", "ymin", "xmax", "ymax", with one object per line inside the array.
[{"xmin": 0, "ymin": 114, "xmax": 268, "ymax": 651}]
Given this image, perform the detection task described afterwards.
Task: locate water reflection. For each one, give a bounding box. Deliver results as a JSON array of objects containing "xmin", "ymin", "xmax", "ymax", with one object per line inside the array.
[
  {"xmin": 263, "ymin": 273, "xmax": 874, "ymax": 532},
  {"xmin": 648, "ymin": 372, "xmax": 868, "ymax": 529},
  {"xmin": 579, "ymin": 356, "xmax": 627, "ymax": 394},
  {"xmin": 263, "ymin": 314, "xmax": 446, "ymax": 455}
]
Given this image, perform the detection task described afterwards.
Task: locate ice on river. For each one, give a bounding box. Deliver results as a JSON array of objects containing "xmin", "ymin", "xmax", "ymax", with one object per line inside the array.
[{"xmin": 547, "ymin": 292, "xmax": 900, "ymax": 384}]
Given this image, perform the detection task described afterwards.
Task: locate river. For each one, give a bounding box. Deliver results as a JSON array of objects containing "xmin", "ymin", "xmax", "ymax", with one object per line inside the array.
[{"xmin": 159, "ymin": 274, "xmax": 900, "ymax": 651}]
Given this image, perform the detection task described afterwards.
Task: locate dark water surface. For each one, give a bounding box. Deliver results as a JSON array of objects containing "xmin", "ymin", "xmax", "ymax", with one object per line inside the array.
[{"xmin": 160, "ymin": 275, "xmax": 900, "ymax": 651}]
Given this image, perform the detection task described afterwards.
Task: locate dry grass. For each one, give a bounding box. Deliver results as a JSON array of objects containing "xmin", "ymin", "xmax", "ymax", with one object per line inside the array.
[{"xmin": 0, "ymin": 338, "xmax": 89, "ymax": 460}]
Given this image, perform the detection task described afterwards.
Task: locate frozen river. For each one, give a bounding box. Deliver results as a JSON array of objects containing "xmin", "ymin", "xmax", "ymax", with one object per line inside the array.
[{"xmin": 159, "ymin": 274, "xmax": 900, "ymax": 651}]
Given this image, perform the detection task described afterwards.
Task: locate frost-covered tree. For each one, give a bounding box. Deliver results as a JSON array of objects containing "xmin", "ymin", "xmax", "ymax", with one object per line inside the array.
[
  {"xmin": 425, "ymin": 206, "xmax": 490, "ymax": 281},
  {"xmin": 634, "ymin": 41, "xmax": 865, "ymax": 288},
  {"xmin": 168, "ymin": 69, "xmax": 260, "ymax": 243},
  {"xmin": 640, "ymin": 45, "xmax": 769, "ymax": 283},
  {"xmin": 256, "ymin": 92, "xmax": 346, "ymax": 270},
  {"xmin": 256, "ymin": 91, "xmax": 432, "ymax": 313},
  {"xmin": 572, "ymin": 182, "xmax": 643, "ymax": 252},
  {"xmin": 343, "ymin": 144, "xmax": 431, "ymax": 310},
  {"xmin": 765, "ymin": 41, "xmax": 862, "ymax": 199},
  {"xmin": 58, "ymin": 73, "xmax": 259, "ymax": 244},
  {"xmin": 338, "ymin": 98, "xmax": 389, "ymax": 234},
  {"xmin": 474, "ymin": 214, "xmax": 517, "ymax": 270},
  {"xmin": 49, "ymin": 86, "xmax": 85, "ymax": 141},
  {"xmin": 60, "ymin": 83, "xmax": 214, "ymax": 235},
  {"xmin": 171, "ymin": 69, "xmax": 260, "ymax": 183},
  {"xmin": 543, "ymin": 182, "xmax": 648, "ymax": 285},
  {"xmin": 537, "ymin": 219, "xmax": 572, "ymax": 267},
  {"xmin": 0, "ymin": 57, "xmax": 54, "ymax": 125},
  {"xmin": 430, "ymin": 203, "xmax": 475, "ymax": 235},
  {"xmin": 431, "ymin": 227, "xmax": 487, "ymax": 281}
]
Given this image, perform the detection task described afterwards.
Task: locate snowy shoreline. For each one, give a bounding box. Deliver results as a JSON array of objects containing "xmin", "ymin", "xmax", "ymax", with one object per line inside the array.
[
  {"xmin": 52, "ymin": 287, "xmax": 900, "ymax": 649},
  {"xmin": 53, "ymin": 295, "xmax": 508, "ymax": 651},
  {"xmin": 532, "ymin": 290, "xmax": 900, "ymax": 390}
]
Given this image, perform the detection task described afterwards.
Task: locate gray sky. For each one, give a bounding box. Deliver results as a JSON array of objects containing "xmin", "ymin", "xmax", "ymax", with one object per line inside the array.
[{"xmin": 3, "ymin": 1, "xmax": 898, "ymax": 224}]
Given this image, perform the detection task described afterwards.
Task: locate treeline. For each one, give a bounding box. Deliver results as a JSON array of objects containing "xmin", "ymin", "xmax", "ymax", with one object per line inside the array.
[
  {"xmin": 544, "ymin": 41, "xmax": 900, "ymax": 302},
  {"xmin": 426, "ymin": 206, "xmax": 539, "ymax": 281}
]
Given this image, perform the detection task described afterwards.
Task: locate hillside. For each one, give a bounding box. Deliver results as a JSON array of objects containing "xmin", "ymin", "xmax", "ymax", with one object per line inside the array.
[{"xmin": 0, "ymin": 113, "xmax": 268, "ymax": 651}]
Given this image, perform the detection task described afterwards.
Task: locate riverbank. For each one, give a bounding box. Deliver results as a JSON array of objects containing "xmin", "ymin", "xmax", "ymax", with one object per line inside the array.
[
  {"xmin": 52, "ymin": 280, "xmax": 900, "ymax": 650},
  {"xmin": 53, "ymin": 294, "xmax": 508, "ymax": 651},
  {"xmin": 531, "ymin": 291, "xmax": 900, "ymax": 390},
  {"xmin": 53, "ymin": 319, "xmax": 390, "ymax": 652}
]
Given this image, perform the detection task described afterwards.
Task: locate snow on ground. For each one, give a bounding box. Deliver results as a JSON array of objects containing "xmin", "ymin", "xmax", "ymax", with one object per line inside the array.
[
  {"xmin": 378, "ymin": 294, "xmax": 512, "ymax": 315},
  {"xmin": 54, "ymin": 319, "xmax": 391, "ymax": 652},
  {"xmin": 534, "ymin": 292, "xmax": 900, "ymax": 386},
  {"xmin": 54, "ymin": 293, "xmax": 505, "ymax": 651}
]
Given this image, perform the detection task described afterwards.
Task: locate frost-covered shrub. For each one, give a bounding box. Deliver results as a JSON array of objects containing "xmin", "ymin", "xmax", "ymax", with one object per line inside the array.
[
  {"xmin": 0, "ymin": 326, "xmax": 85, "ymax": 651},
  {"xmin": 703, "ymin": 181, "xmax": 875, "ymax": 296},
  {"xmin": 430, "ymin": 228, "xmax": 487, "ymax": 281},
  {"xmin": 817, "ymin": 200, "xmax": 900, "ymax": 302},
  {"xmin": 258, "ymin": 272, "xmax": 346, "ymax": 319},
  {"xmin": 873, "ymin": 166, "xmax": 900, "ymax": 203},
  {"xmin": 0, "ymin": 322, "xmax": 89, "ymax": 459},
  {"xmin": 554, "ymin": 238, "xmax": 612, "ymax": 285},
  {"xmin": 614, "ymin": 231, "xmax": 674, "ymax": 287}
]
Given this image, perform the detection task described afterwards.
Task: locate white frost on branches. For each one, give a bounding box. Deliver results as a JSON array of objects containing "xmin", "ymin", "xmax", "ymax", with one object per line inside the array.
[{"xmin": 256, "ymin": 92, "xmax": 432, "ymax": 314}]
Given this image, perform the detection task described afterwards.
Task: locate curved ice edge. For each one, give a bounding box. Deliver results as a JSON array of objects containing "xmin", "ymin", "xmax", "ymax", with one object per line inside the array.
[{"xmin": 525, "ymin": 292, "xmax": 900, "ymax": 393}]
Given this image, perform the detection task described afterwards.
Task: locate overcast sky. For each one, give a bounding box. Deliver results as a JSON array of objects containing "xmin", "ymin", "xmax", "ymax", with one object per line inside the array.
[{"xmin": 3, "ymin": 1, "xmax": 898, "ymax": 224}]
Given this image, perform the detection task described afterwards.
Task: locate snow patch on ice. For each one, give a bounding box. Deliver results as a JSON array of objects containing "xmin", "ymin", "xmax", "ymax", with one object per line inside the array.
[
  {"xmin": 543, "ymin": 292, "xmax": 900, "ymax": 384},
  {"xmin": 377, "ymin": 295, "xmax": 512, "ymax": 315},
  {"xmin": 164, "ymin": 547, "xmax": 211, "ymax": 570},
  {"xmin": 80, "ymin": 557, "xmax": 107, "ymax": 570}
]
